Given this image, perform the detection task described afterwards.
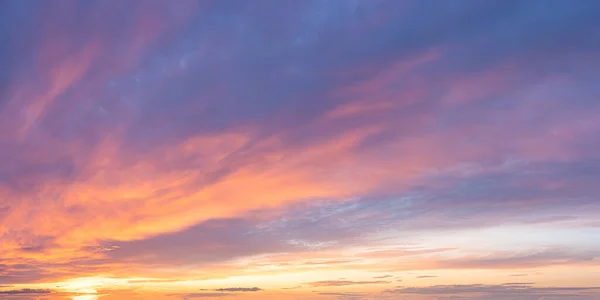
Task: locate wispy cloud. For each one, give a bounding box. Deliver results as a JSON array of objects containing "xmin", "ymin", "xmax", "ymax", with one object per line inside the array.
[
  {"xmin": 384, "ymin": 283, "xmax": 600, "ymax": 299},
  {"xmin": 317, "ymin": 292, "xmax": 364, "ymax": 298},
  {"xmin": 214, "ymin": 287, "xmax": 261, "ymax": 292},
  {"xmin": 307, "ymin": 280, "xmax": 391, "ymax": 287},
  {"xmin": 0, "ymin": 1, "xmax": 599, "ymax": 298},
  {"xmin": 0, "ymin": 288, "xmax": 52, "ymax": 294}
]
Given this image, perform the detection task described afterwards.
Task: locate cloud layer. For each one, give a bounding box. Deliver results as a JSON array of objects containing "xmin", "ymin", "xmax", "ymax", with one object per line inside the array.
[{"xmin": 1, "ymin": 0, "xmax": 599, "ymax": 299}]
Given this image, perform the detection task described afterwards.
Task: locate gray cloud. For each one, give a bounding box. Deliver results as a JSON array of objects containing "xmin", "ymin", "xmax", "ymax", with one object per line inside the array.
[
  {"xmin": 384, "ymin": 283, "xmax": 600, "ymax": 299},
  {"xmin": 0, "ymin": 288, "xmax": 52, "ymax": 294},
  {"xmin": 105, "ymin": 218, "xmax": 294, "ymax": 266},
  {"xmin": 214, "ymin": 287, "xmax": 261, "ymax": 292}
]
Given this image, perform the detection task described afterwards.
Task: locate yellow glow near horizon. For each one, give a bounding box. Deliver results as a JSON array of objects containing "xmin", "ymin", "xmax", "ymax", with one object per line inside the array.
[
  {"xmin": 72, "ymin": 295, "xmax": 100, "ymax": 300},
  {"xmin": 46, "ymin": 276, "xmax": 134, "ymax": 297}
]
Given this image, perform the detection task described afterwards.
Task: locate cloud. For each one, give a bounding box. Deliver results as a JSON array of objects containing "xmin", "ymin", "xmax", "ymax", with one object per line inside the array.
[
  {"xmin": 435, "ymin": 248, "xmax": 600, "ymax": 270},
  {"xmin": 178, "ymin": 293, "xmax": 231, "ymax": 298},
  {"xmin": 0, "ymin": 288, "xmax": 52, "ymax": 294},
  {"xmin": 0, "ymin": 0, "xmax": 599, "ymax": 287},
  {"xmin": 213, "ymin": 287, "xmax": 261, "ymax": 292},
  {"xmin": 524, "ymin": 216, "xmax": 579, "ymax": 224},
  {"xmin": 416, "ymin": 275, "xmax": 438, "ymax": 279},
  {"xmin": 307, "ymin": 280, "xmax": 391, "ymax": 287},
  {"xmin": 373, "ymin": 275, "xmax": 393, "ymax": 279},
  {"xmin": 384, "ymin": 283, "xmax": 600, "ymax": 299},
  {"xmin": 104, "ymin": 218, "xmax": 292, "ymax": 267},
  {"xmin": 358, "ymin": 248, "xmax": 455, "ymax": 259}
]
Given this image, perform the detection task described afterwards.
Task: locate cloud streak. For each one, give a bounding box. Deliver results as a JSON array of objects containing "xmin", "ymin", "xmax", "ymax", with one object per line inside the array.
[
  {"xmin": 213, "ymin": 288, "xmax": 261, "ymax": 292},
  {"xmin": 0, "ymin": 288, "xmax": 52, "ymax": 295},
  {"xmin": 385, "ymin": 283, "xmax": 600, "ymax": 299},
  {"xmin": 307, "ymin": 280, "xmax": 391, "ymax": 287}
]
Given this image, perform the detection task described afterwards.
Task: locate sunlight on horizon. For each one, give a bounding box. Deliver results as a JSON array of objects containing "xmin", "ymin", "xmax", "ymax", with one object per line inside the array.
[{"xmin": 72, "ymin": 295, "xmax": 100, "ymax": 300}]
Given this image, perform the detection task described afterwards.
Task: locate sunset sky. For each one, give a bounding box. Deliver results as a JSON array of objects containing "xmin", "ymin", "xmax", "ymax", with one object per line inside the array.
[{"xmin": 1, "ymin": 1, "xmax": 600, "ymax": 299}]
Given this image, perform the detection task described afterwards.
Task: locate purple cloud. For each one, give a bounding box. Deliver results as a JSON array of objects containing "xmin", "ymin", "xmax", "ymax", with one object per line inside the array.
[
  {"xmin": 384, "ymin": 283, "xmax": 600, "ymax": 299},
  {"xmin": 0, "ymin": 288, "xmax": 52, "ymax": 294}
]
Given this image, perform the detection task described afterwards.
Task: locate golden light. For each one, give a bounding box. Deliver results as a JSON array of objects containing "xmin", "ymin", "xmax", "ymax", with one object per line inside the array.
[
  {"xmin": 72, "ymin": 295, "xmax": 100, "ymax": 300},
  {"xmin": 53, "ymin": 276, "xmax": 127, "ymax": 300}
]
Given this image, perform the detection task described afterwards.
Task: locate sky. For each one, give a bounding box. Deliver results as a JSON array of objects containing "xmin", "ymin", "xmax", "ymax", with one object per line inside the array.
[{"xmin": 0, "ymin": 0, "xmax": 599, "ymax": 299}]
